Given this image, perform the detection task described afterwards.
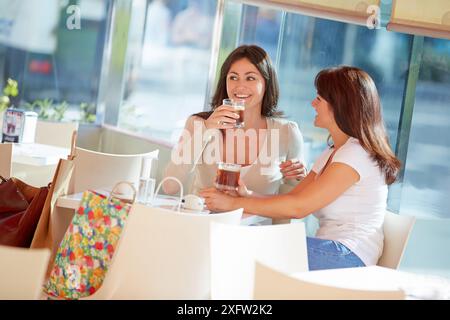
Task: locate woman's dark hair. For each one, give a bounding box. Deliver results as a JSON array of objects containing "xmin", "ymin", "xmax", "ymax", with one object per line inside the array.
[
  {"xmin": 193, "ymin": 44, "xmax": 282, "ymax": 119},
  {"xmin": 314, "ymin": 66, "xmax": 401, "ymax": 185}
]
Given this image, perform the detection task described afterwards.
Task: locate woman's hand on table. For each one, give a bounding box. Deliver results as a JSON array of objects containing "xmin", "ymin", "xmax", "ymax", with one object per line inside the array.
[
  {"xmin": 200, "ymin": 188, "xmax": 239, "ymax": 212},
  {"xmin": 280, "ymin": 158, "xmax": 308, "ymax": 181}
]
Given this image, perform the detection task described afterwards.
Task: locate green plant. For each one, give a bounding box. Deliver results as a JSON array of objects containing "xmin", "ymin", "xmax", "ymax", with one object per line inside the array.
[
  {"xmin": 23, "ymin": 98, "xmax": 68, "ymax": 121},
  {"xmin": 80, "ymin": 102, "xmax": 96, "ymax": 123},
  {"xmin": 54, "ymin": 101, "xmax": 68, "ymax": 121},
  {"xmin": 0, "ymin": 78, "xmax": 19, "ymax": 112}
]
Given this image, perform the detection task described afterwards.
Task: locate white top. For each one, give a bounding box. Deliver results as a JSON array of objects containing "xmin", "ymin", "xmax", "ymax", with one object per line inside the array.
[
  {"xmin": 164, "ymin": 116, "xmax": 305, "ymax": 195},
  {"xmin": 311, "ymin": 137, "xmax": 387, "ymax": 266}
]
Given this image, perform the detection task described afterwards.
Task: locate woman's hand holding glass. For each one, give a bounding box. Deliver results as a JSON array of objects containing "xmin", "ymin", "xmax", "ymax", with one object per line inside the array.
[
  {"xmin": 280, "ymin": 158, "xmax": 308, "ymax": 181},
  {"xmin": 204, "ymin": 105, "xmax": 240, "ymax": 130},
  {"xmin": 223, "ymin": 179, "xmax": 252, "ymax": 198},
  {"xmin": 201, "ymin": 179, "xmax": 251, "ymax": 212},
  {"xmin": 200, "ymin": 187, "xmax": 237, "ymax": 212}
]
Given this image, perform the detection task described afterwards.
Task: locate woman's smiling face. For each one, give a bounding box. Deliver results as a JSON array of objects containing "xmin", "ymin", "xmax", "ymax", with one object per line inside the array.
[
  {"xmin": 311, "ymin": 94, "xmax": 335, "ymax": 129},
  {"xmin": 226, "ymin": 58, "xmax": 265, "ymax": 111}
]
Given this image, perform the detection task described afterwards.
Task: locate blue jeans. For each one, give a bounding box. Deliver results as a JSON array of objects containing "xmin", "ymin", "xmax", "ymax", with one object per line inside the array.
[{"xmin": 307, "ymin": 237, "xmax": 366, "ymax": 271}]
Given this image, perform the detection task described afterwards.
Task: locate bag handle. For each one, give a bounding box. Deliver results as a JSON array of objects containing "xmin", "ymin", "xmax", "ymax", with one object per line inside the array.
[
  {"xmin": 68, "ymin": 130, "xmax": 77, "ymax": 160},
  {"xmin": 153, "ymin": 177, "xmax": 183, "ymax": 212},
  {"xmin": 0, "ymin": 175, "xmax": 7, "ymax": 183},
  {"xmin": 109, "ymin": 181, "xmax": 137, "ymax": 204}
]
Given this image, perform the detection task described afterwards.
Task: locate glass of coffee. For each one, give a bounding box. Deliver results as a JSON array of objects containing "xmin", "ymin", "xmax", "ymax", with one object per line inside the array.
[
  {"xmin": 215, "ymin": 162, "xmax": 241, "ymax": 191},
  {"xmin": 233, "ymin": 100, "xmax": 245, "ymax": 128}
]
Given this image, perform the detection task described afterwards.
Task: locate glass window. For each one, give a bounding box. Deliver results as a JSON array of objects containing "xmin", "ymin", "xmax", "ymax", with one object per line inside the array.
[
  {"xmin": 221, "ymin": 2, "xmax": 412, "ymax": 169},
  {"xmin": 238, "ymin": 5, "xmax": 282, "ymax": 63},
  {"xmin": 119, "ymin": 0, "xmax": 217, "ymax": 142},
  {"xmin": 0, "ymin": 0, "xmax": 110, "ymax": 123},
  {"xmin": 400, "ymin": 38, "xmax": 450, "ymax": 219}
]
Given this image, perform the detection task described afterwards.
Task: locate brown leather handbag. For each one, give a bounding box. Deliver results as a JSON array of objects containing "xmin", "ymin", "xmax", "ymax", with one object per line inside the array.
[
  {"xmin": 0, "ymin": 175, "xmax": 29, "ymax": 216},
  {"xmin": 0, "ymin": 176, "xmax": 49, "ymax": 247}
]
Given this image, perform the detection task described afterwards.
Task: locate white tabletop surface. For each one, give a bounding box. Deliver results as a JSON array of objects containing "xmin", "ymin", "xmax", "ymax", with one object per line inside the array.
[
  {"xmin": 292, "ymin": 265, "xmax": 450, "ymax": 300},
  {"xmin": 56, "ymin": 190, "xmax": 269, "ymax": 226},
  {"xmin": 12, "ymin": 142, "xmax": 70, "ymax": 166}
]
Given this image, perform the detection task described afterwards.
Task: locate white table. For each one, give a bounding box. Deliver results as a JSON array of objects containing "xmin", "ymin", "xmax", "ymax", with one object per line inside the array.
[
  {"xmin": 292, "ymin": 265, "xmax": 450, "ymax": 300},
  {"xmin": 10, "ymin": 143, "xmax": 70, "ymax": 186},
  {"xmin": 12, "ymin": 143, "xmax": 70, "ymax": 166},
  {"xmin": 56, "ymin": 190, "xmax": 270, "ymax": 226}
]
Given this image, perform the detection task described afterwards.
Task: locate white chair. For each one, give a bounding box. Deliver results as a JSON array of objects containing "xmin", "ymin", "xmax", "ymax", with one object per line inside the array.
[
  {"xmin": 34, "ymin": 120, "xmax": 79, "ymax": 149},
  {"xmin": 70, "ymin": 147, "xmax": 159, "ymax": 194},
  {"xmin": 84, "ymin": 204, "xmax": 243, "ymax": 299},
  {"xmin": 0, "ymin": 143, "xmax": 13, "ymax": 178},
  {"xmin": 0, "ymin": 245, "xmax": 50, "ymax": 300},
  {"xmin": 210, "ymin": 222, "xmax": 309, "ymax": 300},
  {"xmin": 378, "ymin": 210, "xmax": 416, "ymax": 269},
  {"xmin": 253, "ymin": 261, "xmax": 405, "ymax": 300}
]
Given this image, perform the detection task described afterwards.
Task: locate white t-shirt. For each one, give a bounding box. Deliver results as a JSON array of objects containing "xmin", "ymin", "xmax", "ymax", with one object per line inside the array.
[{"xmin": 311, "ymin": 137, "xmax": 386, "ymax": 266}]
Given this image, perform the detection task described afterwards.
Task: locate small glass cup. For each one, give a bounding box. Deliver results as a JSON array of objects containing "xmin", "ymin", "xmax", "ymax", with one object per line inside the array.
[
  {"xmin": 220, "ymin": 99, "xmax": 235, "ymax": 127},
  {"xmin": 232, "ymin": 100, "xmax": 245, "ymax": 128},
  {"xmin": 145, "ymin": 178, "xmax": 156, "ymax": 205},
  {"xmin": 222, "ymin": 98, "xmax": 233, "ymax": 106},
  {"xmin": 215, "ymin": 162, "xmax": 241, "ymax": 191}
]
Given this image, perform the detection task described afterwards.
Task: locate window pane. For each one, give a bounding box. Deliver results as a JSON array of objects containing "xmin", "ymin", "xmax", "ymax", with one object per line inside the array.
[
  {"xmin": 281, "ymin": 15, "xmax": 412, "ymax": 167},
  {"xmin": 225, "ymin": 3, "xmax": 412, "ymax": 170},
  {"xmin": 400, "ymin": 38, "xmax": 450, "ymax": 219},
  {"xmin": 119, "ymin": 0, "xmax": 217, "ymax": 142},
  {"xmin": 239, "ymin": 6, "xmax": 282, "ymax": 63},
  {"xmin": 0, "ymin": 0, "xmax": 110, "ymax": 123}
]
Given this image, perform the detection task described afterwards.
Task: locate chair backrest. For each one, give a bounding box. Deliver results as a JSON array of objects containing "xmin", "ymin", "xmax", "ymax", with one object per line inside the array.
[
  {"xmin": 35, "ymin": 120, "xmax": 79, "ymax": 149},
  {"xmin": 85, "ymin": 204, "xmax": 243, "ymax": 299},
  {"xmin": 71, "ymin": 147, "xmax": 159, "ymax": 194},
  {"xmin": 0, "ymin": 245, "xmax": 50, "ymax": 299},
  {"xmin": 0, "ymin": 143, "xmax": 13, "ymax": 178},
  {"xmin": 378, "ymin": 210, "xmax": 416, "ymax": 269},
  {"xmin": 210, "ymin": 222, "xmax": 308, "ymax": 300},
  {"xmin": 253, "ymin": 261, "xmax": 405, "ymax": 300}
]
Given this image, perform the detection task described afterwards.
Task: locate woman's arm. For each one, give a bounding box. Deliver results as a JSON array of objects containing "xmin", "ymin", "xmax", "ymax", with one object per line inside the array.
[
  {"xmin": 163, "ymin": 116, "xmax": 207, "ymax": 194},
  {"xmin": 241, "ymin": 162, "xmax": 359, "ymax": 218},
  {"xmin": 283, "ymin": 122, "xmax": 306, "ymax": 186},
  {"xmin": 201, "ymin": 162, "xmax": 359, "ymax": 219}
]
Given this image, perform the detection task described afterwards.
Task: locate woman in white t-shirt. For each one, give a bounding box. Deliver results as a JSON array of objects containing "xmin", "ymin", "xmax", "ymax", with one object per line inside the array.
[{"xmin": 201, "ymin": 66, "xmax": 401, "ymax": 270}]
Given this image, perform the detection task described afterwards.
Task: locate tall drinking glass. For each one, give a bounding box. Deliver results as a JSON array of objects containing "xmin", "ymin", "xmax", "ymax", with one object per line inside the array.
[{"xmin": 233, "ymin": 100, "xmax": 245, "ymax": 128}]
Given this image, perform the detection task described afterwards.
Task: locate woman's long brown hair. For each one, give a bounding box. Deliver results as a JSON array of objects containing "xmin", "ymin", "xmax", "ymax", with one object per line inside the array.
[
  {"xmin": 315, "ymin": 66, "xmax": 401, "ymax": 185},
  {"xmin": 193, "ymin": 44, "xmax": 282, "ymax": 120}
]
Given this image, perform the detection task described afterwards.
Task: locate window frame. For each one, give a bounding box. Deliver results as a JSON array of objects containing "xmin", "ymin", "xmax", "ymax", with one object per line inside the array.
[{"xmin": 100, "ymin": 0, "xmax": 447, "ymax": 215}]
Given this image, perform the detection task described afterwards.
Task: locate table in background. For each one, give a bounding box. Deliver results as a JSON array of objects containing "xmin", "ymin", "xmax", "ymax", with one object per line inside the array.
[
  {"xmin": 12, "ymin": 143, "xmax": 70, "ymax": 186},
  {"xmin": 12, "ymin": 143, "xmax": 70, "ymax": 166}
]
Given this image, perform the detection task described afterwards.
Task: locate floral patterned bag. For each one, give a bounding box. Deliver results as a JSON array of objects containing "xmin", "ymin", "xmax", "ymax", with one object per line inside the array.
[{"xmin": 44, "ymin": 182, "xmax": 136, "ymax": 300}]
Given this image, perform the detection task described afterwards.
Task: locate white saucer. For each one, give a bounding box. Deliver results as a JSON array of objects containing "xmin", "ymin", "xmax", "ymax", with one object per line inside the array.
[{"xmin": 180, "ymin": 207, "xmax": 210, "ymax": 214}]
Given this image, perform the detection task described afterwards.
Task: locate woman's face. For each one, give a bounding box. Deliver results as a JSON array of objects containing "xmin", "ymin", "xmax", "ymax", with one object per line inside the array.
[
  {"xmin": 311, "ymin": 93, "xmax": 335, "ymax": 129},
  {"xmin": 226, "ymin": 58, "xmax": 265, "ymax": 112}
]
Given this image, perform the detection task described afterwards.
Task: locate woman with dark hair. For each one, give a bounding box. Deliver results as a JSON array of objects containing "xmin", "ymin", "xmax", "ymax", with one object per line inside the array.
[
  {"xmin": 201, "ymin": 66, "xmax": 401, "ymax": 270},
  {"xmin": 163, "ymin": 45, "xmax": 306, "ymax": 196}
]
